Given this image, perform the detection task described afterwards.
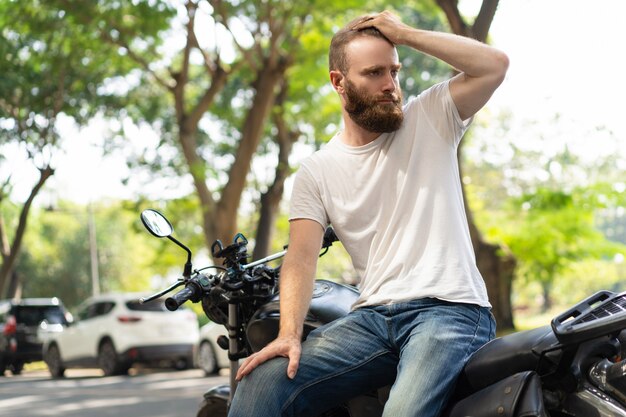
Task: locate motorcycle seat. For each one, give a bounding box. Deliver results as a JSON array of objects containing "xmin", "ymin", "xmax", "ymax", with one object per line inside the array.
[{"xmin": 458, "ymin": 325, "xmax": 559, "ymax": 392}]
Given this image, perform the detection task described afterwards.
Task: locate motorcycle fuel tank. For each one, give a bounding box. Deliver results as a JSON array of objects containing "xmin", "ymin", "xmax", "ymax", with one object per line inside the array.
[{"xmin": 246, "ymin": 279, "xmax": 359, "ymax": 352}]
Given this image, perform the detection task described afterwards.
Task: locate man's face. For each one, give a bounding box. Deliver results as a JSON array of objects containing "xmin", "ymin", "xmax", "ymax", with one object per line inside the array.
[{"xmin": 341, "ymin": 36, "xmax": 404, "ymax": 133}]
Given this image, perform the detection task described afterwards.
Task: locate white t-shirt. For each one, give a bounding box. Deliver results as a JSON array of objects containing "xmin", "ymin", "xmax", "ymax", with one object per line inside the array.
[{"xmin": 289, "ymin": 80, "xmax": 490, "ymax": 309}]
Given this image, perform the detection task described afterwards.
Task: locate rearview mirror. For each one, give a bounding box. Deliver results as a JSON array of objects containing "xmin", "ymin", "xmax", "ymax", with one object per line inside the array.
[{"xmin": 141, "ymin": 209, "xmax": 173, "ymax": 238}]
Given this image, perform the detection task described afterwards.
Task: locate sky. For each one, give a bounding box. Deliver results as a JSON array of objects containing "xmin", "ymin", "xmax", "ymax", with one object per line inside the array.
[
  {"xmin": 479, "ymin": 0, "xmax": 626, "ymax": 163},
  {"xmin": 3, "ymin": 0, "xmax": 625, "ymax": 206}
]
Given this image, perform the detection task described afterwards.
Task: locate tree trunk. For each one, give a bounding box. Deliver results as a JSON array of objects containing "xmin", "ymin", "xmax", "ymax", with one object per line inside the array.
[
  {"xmin": 253, "ymin": 191, "xmax": 281, "ymax": 261},
  {"xmin": 214, "ymin": 58, "xmax": 289, "ymax": 244},
  {"xmin": 0, "ymin": 166, "xmax": 54, "ymax": 297},
  {"xmin": 253, "ymin": 82, "xmax": 297, "ymax": 260},
  {"xmin": 460, "ymin": 139, "xmax": 516, "ymax": 330},
  {"xmin": 5, "ymin": 270, "xmax": 22, "ymax": 300},
  {"xmin": 475, "ymin": 240, "xmax": 516, "ymax": 328},
  {"xmin": 178, "ymin": 129, "xmax": 218, "ymax": 250},
  {"xmin": 541, "ymin": 281, "xmax": 552, "ymax": 313}
]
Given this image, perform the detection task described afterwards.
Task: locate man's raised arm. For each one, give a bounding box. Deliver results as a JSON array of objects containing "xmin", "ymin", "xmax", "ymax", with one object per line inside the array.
[{"xmin": 351, "ymin": 11, "xmax": 509, "ymax": 120}]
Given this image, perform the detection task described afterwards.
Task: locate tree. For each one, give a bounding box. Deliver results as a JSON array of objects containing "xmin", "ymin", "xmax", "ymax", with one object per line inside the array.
[
  {"xmin": 56, "ymin": 1, "xmax": 449, "ymax": 261},
  {"xmin": 0, "ymin": 0, "xmax": 155, "ymax": 297},
  {"xmin": 56, "ymin": 0, "xmax": 311, "ymax": 251}
]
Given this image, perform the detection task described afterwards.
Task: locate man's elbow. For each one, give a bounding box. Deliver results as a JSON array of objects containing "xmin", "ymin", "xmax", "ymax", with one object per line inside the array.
[{"xmin": 491, "ymin": 49, "xmax": 510, "ymax": 84}]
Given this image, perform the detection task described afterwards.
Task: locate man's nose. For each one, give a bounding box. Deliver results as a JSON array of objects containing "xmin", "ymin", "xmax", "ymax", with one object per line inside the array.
[{"xmin": 382, "ymin": 72, "xmax": 397, "ymax": 92}]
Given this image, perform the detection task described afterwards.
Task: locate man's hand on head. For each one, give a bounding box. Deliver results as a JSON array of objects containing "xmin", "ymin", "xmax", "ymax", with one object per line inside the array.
[{"xmin": 349, "ymin": 11, "xmax": 412, "ymax": 46}]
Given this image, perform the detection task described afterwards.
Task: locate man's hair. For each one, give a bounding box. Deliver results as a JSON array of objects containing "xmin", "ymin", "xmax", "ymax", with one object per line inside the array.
[{"xmin": 329, "ymin": 15, "xmax": 393, "ymax": 73}]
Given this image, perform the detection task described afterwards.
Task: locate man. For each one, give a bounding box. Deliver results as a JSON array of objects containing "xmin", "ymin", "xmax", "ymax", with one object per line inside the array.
[{"xmin": 229, "ymin": 10, "xmax": 508, "ymax": 417}]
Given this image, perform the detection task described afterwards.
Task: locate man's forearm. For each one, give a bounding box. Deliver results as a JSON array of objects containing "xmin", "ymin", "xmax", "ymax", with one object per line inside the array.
[
  {"xmin": 277, "ymin": 250, "xmax": 317, "ymax": 340},
  {"xmin": 398, "ymin": 28, "xmax": 508, "ymax": 79}
]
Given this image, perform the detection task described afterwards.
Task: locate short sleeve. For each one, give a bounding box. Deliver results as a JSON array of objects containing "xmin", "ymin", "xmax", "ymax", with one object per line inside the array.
[
  {"xmin": 288, "ymin": 164, "xmax": 329, "ymax": 229},
  {"xmin": 415, "ymin": 80, "xmax": 471, "ymax": 148}
]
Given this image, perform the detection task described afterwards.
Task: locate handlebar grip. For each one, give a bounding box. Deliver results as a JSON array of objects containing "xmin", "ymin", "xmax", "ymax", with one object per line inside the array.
[{"xmin": 165, "ymin": 285, "xmax": 197, "ymax": 311}]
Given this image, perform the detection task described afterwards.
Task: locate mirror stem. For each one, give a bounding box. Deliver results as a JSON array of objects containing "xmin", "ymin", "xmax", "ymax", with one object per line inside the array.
[{"xmin": 167, "ymin": 235, "xmax": 193, "ymax": 278}]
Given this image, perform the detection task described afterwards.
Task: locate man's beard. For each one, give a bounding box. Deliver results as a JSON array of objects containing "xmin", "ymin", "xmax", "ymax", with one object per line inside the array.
[{"xmin": 344, "ymin": 79, "xmax": 404, "ymax": 133}]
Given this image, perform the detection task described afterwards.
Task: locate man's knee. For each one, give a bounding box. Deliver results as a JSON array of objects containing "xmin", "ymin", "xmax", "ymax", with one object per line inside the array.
[{"xmin": 228, "ymin": 358, "xmax": 290, "ymax": 416}]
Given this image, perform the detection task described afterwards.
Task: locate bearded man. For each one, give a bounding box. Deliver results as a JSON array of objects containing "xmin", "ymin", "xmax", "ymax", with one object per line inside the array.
[{"xmin": 229, "ymin": 11, "xmax": 509, "ymax": 417}]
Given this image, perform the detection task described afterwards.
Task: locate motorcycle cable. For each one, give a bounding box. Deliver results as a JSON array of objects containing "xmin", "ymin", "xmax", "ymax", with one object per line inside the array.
[
  {"xmin": 195, "ymin": 265, "xmax": 228, "ymax": 273},
  {"xmin": 139, "ymin": 279, "xmax": 186, "ymax": 304}
]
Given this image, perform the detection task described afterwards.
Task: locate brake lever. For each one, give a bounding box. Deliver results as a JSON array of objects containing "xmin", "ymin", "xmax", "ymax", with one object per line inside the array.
[{"xmin": 140, "ymin": 279, "xmax": 186, "ymax": 304}]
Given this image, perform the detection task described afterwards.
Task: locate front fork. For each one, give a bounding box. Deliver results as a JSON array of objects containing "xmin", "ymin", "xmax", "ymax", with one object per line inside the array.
[{"xmin": 227, "ymin": 302, "xmax": 241, "ymax": 407}]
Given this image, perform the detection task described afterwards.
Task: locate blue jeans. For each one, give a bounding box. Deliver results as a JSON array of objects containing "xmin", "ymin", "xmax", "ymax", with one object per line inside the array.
[{"xmin": 228, "ymin": 298, "xmax": 495, "ymax": 417}]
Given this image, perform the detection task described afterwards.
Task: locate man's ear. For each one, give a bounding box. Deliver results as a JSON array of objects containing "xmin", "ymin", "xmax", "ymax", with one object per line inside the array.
[{"xmin": 329, "ymin": 70, "xmax": 345, "ymax": 94}]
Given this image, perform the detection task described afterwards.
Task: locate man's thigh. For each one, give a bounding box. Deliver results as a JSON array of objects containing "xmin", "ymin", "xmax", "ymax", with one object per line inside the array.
[
  {"xmin": 383, "ymin": 302, "xmax": 495, "ymax": 417},
  {"xmin": 229, "ymin": 309, "xmax": 398, "ymax": 417}
]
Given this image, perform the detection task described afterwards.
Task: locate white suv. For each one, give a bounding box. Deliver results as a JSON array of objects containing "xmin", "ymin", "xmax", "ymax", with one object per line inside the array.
[{"xmin": 42, "ymin": 293, "xmax": 199, "ymax": 377}]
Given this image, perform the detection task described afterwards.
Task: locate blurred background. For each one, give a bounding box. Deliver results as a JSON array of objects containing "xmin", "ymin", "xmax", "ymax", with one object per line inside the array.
[{"xmin": 0, "ymin": 0, "xmax": 624, "ymax": 342}]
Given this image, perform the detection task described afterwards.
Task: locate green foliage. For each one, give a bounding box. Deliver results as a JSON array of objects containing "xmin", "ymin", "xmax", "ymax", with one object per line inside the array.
[
  {"xmin": 17, "ymin": 202, "xmax": 161, "ymax": 309},
  {"xmin": 463, "ymin": 106, "xmax": 625, "ymax": 311},
  {"xmin": 554, "ymin": 259, "xmax": 626, "ymax": 305},
  {"xmin": 473, "ymin": 183, "xmax": 625, "ymax": 310},
  {"xmin": 0, "ymin": 0, "xmax": 176, "ymax": 299},
  {"xmin": 99, "ymin": 0, "xmax": 453, "ymax": 187},
  {"xmin": 498, "ymin": 187, "xmax": 618, "ymax": 276},
  {"xmin": 0, "ymin": 0, "xmax": 153, "ymax": 135}
]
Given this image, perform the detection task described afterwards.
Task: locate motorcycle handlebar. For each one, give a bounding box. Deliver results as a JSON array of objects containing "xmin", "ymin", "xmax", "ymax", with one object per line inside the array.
[{"xmin": 165, "ymin": 285, "xmax": 198, "ymax": 311}]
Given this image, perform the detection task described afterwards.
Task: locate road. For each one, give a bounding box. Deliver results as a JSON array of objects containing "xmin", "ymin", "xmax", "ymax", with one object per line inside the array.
[{"xmin": 0, "ymin": 367, "xmax": 229, "ymax": 417}]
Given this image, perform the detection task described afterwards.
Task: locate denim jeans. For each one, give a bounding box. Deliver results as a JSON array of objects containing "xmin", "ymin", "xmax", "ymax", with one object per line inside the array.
[{"xmin": 228, "ymin": 298, "xmax": 495, "ymax": 417}]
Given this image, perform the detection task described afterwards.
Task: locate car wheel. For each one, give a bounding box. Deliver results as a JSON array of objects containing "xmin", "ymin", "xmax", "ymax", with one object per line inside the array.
[
  {"xmin": 9, "ymin": 361, "xmax": 23, "ymax": 375},
  {"xmin": 198, "ymin": 340, "xmax": 218, "ymax": 375},
  {"xmin": 98, "ymin": 340, "xmax": 127, "ymax": 376},
  {"xmin": 45, "ymin": 345, "xmax": 66, "ymax": 378}
]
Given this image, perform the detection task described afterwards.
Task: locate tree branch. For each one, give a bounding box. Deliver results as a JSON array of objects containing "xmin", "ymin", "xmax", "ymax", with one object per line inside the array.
[
  {"xmin": 179, "ymin": 0, "xmax": 196, "ymax": 89},
  {"xmin": 436, "ymin": 0, "xmax": 470, "ymax": 37},
  {"xmin": 211, "ymin": 0, "xmax": 258, "ymax": 71},
  {"xmin": 474, "ymin": 0, "xmax": 500, "ymax": 42},
  {"xmin": 184, "ymin": 64, "xmax": 229, "ymax": 131},
  {"xmin": 52, "ymin": 0, "xmax": 173, "ymax": 90},
  {"xmin": 102, "ymin": 31, "xmax": 173, "ymax": 91},
  {"xmin": 188, "ymin": 25, "xmax": 220, "ymax": 77}
]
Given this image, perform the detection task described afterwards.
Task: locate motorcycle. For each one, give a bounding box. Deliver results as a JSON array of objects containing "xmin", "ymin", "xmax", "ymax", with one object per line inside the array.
[{"xmin": 140, "ymin": 208, "xmax": 626, "ymax": 417}]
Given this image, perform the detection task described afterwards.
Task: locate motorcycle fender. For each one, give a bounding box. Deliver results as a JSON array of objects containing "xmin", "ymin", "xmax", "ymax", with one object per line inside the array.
[
  {"xmin": 202, "ymin": 384, "xmax": 230, "ymax": 402},
  {"xmin": 444, "ymin": 371, "xmax": 547, "ymax": 417}
]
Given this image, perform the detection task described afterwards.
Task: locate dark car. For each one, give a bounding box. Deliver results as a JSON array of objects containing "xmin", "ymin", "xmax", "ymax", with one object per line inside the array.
[{"xmin": 0, "ymin": 298, "xmax": 69, "ymax": 376}]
